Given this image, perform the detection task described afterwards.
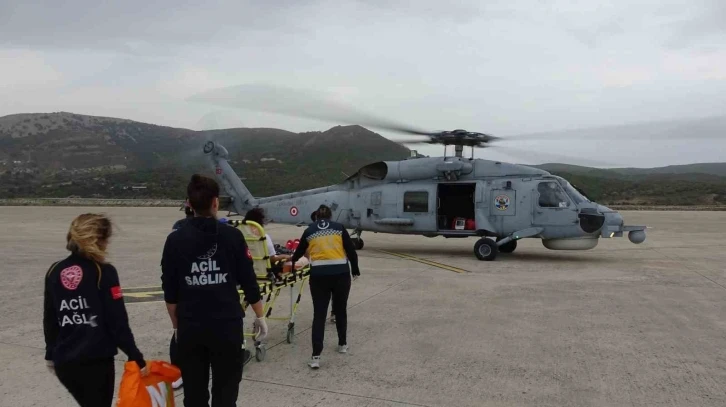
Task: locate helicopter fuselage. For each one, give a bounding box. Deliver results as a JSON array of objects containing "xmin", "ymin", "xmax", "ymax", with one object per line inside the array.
[{"xmin": 205, "ymin": 141, "xmax": 646, "ymax": 260}]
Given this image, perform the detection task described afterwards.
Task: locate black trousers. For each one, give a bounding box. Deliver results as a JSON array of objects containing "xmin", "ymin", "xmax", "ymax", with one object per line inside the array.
[
  {"xmin": 177, "ymin": 321, "xmax": 243, "ymax": 407},
  {"xmin": 170, "ymin": 332, "xmax": 180, "ymax": 367},
  {"xmin": 55, "ymin": 357, "xmax": 115, "ymax": 407},
  {"xmin": 310, "ymin": 273, "xmax": 351, "ymax": 356}
]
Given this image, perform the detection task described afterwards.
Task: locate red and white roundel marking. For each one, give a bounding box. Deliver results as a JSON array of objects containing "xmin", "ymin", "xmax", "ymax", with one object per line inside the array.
[
  {"xmin": 290, "ymin": 206, "xmax": 298, "ymax": 216},
  {"xmin": 60, "ymin": 265, "xmax": 83, "ymax": 290}
]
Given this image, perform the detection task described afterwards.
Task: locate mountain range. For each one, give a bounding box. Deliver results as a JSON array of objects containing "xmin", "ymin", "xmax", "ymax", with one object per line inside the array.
[{"xmin": 1, "ymin": 112, "xmax": 724, "ymax": 207}]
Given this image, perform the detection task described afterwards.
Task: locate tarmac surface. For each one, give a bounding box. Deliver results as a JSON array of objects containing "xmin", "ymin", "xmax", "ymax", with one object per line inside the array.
[{"xmin": 1, "ymin": 207, "xmax": 725, "ymax": 406}]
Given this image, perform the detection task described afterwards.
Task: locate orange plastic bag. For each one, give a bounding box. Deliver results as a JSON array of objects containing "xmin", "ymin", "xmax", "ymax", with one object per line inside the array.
[{"xmin": 117, "ymin": 360, "xmax": 181, "ymax": 407}]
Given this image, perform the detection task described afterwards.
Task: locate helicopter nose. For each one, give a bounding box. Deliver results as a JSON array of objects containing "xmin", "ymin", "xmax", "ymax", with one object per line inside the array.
[{"xmin": 599, "ymin": 206, "xmax": 624, "ymax": 237}]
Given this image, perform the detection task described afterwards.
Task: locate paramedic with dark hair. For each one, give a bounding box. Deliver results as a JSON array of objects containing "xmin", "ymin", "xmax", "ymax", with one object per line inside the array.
[
  {"xmin": 43, "ymin": 213, "xmax": 148, "ymax": 407},
  {"xmin": 290, "ymin": 204, "xmax": 360, "ymax": 369},
  {"xmin": 161, "ymin": 174, "xmax": 268, "ymax": 406},
  {"xmin": 172, "ymin": 199, "xmax": 194, "ymax": 231}
]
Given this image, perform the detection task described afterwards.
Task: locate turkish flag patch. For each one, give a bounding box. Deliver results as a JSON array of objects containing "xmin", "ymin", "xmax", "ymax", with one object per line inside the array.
[
  {"xmin": 111, "ymin": 286, "xmax": 123, "ymax": 300},
  {"xmin": 246, "ymin": 247, "xmax": 252, "ymax": 259}
]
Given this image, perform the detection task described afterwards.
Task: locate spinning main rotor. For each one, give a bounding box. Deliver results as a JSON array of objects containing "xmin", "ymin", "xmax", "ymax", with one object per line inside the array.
[
  {"xmin": 186, "ymin": 84, "xmax": 506, "ymax": 159},
  {"xmin": 186, "ymin": 83, "xmax": 717, "ymax": 164}
]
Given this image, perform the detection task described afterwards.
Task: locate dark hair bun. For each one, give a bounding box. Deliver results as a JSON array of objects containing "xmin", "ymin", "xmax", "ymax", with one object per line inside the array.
[{"xmin": 191, "ymin": 174, "xmax": 203, "ymax": 183}]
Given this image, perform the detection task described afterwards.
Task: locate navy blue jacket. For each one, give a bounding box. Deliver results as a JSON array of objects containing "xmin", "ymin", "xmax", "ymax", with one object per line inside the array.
[
  {"xmin": 160, "ymin": 217, "xmax": 261, "ymax": 324},
  {"xmin": 43, "ymin": 254, "xmax": 145, "ymax": 367}
]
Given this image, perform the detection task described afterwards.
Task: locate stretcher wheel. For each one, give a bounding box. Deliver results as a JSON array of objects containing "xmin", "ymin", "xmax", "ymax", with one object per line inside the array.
[
  {"xmin": 286, "ymin": 327, "xmax": 295, "ymax": 344},
  {"xmin": 255, "ymin": 345, "xmax": 266, "ymax": 362},
  {"xmin": 242, "ymin": 349, "xmax": 253, "ymax": 366}
]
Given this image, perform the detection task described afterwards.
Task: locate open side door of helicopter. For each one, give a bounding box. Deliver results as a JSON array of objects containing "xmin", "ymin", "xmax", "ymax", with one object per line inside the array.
[{"xmin": 435, "ymin": 182, "xmax": 478, "ymax": 235}]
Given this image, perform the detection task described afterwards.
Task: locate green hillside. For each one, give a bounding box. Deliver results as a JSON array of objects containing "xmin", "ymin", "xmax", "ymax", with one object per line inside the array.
[
  {"xmin": 0, "ymin": 113, "xmax": 412, "ymax": 199},
  {"xmin": 1, "ymin": 112, "xmax": 725, "ymax": 207}
]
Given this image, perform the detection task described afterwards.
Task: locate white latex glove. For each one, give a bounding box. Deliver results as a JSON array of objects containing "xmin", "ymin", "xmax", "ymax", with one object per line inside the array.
[
  {"xmin": 253, "ymin": 317, "xmax": 268, "ymax": 342},
  {"xmin": 46, "ymin": 360, "xmax": 55, "ymax": 375},
  {"xmin": 139, "ymin": 362, "xmax": 150, "ymax": 377}
]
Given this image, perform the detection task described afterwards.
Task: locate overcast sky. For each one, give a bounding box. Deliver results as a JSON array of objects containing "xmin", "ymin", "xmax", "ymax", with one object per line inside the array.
[{"xmin": 1, "ymin": 0, "xmax": 725, "ymax": 167}]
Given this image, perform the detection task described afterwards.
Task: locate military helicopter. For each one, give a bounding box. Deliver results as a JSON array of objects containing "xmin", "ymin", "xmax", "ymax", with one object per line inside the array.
[{"xmin": 189, "ymin": 84, "xmax": 648, "ymax": 261}]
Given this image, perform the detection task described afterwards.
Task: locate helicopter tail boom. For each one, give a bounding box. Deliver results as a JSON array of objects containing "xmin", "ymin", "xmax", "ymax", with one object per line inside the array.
[{"xmin": 203, "ymin": 141, "xmax": 258, "ymax": 214}]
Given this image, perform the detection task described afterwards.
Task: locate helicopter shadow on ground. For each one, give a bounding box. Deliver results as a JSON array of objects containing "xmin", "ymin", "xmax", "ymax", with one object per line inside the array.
[{"xmin": 370, "ymin": 246, "xmax": 611, "ymax": 265}]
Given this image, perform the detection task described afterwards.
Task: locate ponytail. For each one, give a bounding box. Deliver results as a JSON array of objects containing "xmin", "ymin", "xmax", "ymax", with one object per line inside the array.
[{"xmin": 66, "ymin": 213, "xmax": 112, "ymax": 263}]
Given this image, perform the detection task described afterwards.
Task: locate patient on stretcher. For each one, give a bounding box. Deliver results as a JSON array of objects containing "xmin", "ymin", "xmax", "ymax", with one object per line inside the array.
[{"xmin": 243, "ymin": 208, "xmax": 308, "ymax": 278}]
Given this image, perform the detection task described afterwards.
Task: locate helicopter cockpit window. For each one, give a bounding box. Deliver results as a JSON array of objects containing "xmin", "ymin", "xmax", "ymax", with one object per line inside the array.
[
  {"xmin": 557, "ymin": 177, "xmax": 590, "ymax": 205},
  {"xmin": 558, "ymin": 179, "xmax": 589, "ymax": 204},
  {"xmin": 537, "ymin": 181, "xmax": 571, "ymax": 208},
  {"xmin": 403, "ymin": 191, "xmax": 428, "ymax": 213}
]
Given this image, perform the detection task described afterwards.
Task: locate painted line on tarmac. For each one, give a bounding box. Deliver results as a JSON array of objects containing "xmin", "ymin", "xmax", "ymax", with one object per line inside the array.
[
  {"xmin": 125, "ymin": 250, "xmax": 468, "ymax": 304},
  {"xmin": 124, "ymin": 287, "xmax": 165, "ymax": 303},
  {"xmin": 124, "ymin": 286, "xmax": 162, "ymax": 293},
  {"xmin": 374, "ymin": 249, "xmax": 469, "ymax": 273}
]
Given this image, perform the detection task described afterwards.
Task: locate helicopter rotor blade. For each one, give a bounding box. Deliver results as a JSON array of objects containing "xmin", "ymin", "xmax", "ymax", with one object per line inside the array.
[
  {"xmin": 498, "ymin": 120, "xmax": 726, "ymax": 142},
  {"xmin": 392, "ymin": 137, "xmax": 438, "ymax": 145},
  {"xmin": 187, "ymin": 83, "xmax": 436, "ymax": 137},
  {"xmin": 487, "ymin": 145, "xmax": 618, "ymax": 168}
]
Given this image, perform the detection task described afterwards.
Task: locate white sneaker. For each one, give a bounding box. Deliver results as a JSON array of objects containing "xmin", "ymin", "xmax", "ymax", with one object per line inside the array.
[
  {"xmin": 172, "ymin": 377, "xmax": 183, "ymax": 390},
  {"xmin": 308, "ymin": 356, "xmax": 321, "ymax": 369},
  {"xmin": 337, "ymin": 345, "xmax": 348, "ymax": 354}
]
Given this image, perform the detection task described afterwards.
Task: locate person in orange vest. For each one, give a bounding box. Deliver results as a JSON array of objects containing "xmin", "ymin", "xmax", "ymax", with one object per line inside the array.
[{"xmin": 43, "ymin": 213, "xmax": 149, "ymax": 407}]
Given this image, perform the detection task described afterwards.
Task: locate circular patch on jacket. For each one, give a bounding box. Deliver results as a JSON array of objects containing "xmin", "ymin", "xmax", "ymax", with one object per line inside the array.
[
  {"xmin": 197, "ymin": 243, "xmax": 218, "ymax": 260},
  {"xmin": 60, "ymin": 265, "xmax": 83, "ymax": 290}
]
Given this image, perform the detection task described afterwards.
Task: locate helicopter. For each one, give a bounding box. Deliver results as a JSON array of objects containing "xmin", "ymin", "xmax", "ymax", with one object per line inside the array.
[{"xmin": 189, "ymin": 84, "xmax": 648, "ymax": 261}]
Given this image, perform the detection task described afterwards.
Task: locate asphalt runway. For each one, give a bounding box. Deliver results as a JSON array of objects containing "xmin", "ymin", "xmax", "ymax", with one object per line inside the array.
[{"xmin": 1, "ymin": 207, "xmax": 725, "ymax": 406}]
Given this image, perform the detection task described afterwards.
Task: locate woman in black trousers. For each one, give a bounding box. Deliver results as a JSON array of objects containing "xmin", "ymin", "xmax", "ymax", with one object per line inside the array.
[
  {"xmin": 290, "ymin": 205, "xmax": 360, "ymax": 369},
  {"xmin": 43, "ymin": 213, "xmax": 148, "ymax": 406}
]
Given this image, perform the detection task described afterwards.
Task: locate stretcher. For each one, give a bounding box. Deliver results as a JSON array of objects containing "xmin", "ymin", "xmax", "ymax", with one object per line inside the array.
[{"xmin": 228, "ymin": 219, "xmax": 310, "ymax": 362}]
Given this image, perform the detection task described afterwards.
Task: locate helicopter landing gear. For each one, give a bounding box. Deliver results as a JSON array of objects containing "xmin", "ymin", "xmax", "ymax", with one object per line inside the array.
[
  {"xmin": 351, "ymin": 238, "xmax": 364, "ymax": 250},
  {"xmin": 496, "ymin": 237, "xmax": 517, "ymax": 253},
  {"xmin": 351, "ymin": 229, "xmax": 364, "ymax": 250},
  {"xmin": 474, "ymin": 238, "xmax": 498, "ymax": 261}
]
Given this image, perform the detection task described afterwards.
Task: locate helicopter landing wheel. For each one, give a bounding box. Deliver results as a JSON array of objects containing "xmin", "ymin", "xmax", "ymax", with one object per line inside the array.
[
  {"xmin": 474, "ymin": 238, "xmax": 498, "ymax": 261},
  {"xmin": 496, "ymin": 238, "xmax": 517, "ymax": 254},
  {"xmin": 352, "ymin": 238, "xmax": 364, "ymax": 250}
]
